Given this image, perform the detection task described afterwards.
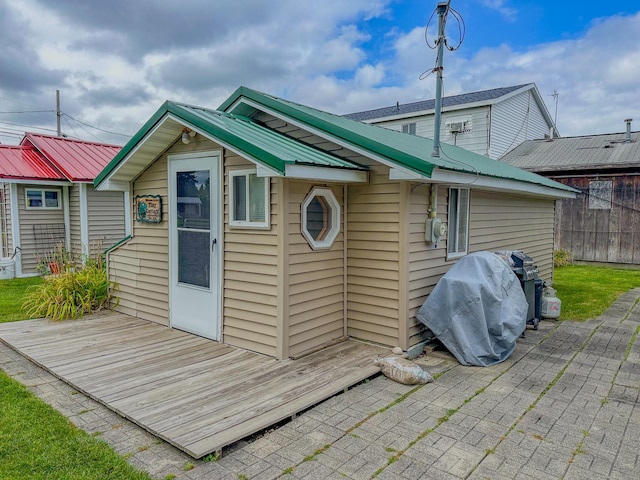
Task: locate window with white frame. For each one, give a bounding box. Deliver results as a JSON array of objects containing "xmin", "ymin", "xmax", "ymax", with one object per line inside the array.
[
  {"xmin": 402, "ymin": 122, "xmax": 417, "ymax": 135},
  {"xmin": 25, "ymin": 188, "xmax": 61, "ymax": 209},
  {"xmin": 229, "ymin": 169, "xmax": 269, "ymax": 228},
  {"xmin": 447, "ymin": 187, "xmax": 469, "ymax": 257},
  {"xmin": 301, "ymin": 187, "xmax": 340, "ymax": 250}
]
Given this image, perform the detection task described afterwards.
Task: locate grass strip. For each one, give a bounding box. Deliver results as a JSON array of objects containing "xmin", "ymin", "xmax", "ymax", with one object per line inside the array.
[{"xmin": 0, "ymin": 370, "xmax": 150, "ymax": 480}]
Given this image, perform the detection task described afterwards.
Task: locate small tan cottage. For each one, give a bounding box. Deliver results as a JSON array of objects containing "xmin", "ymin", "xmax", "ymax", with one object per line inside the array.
[{"xmin": 95, "ymin": 87, "xmax": 576, "ymax": 359}]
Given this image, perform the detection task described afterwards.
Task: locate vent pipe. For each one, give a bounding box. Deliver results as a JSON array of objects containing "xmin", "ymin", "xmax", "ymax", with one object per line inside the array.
[{"xmin": 625, "ymin": 118, "xmax": 633, "ymax": 142}]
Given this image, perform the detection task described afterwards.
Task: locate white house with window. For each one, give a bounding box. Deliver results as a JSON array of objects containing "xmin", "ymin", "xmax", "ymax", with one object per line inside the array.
[
  {"xmin": 94, "ymin": 87, "xmax": 575, "ymax": 360},
  {"xmin": 0, "ymin": 134, "xmax": 127, "ymax": 277},
  {"xmin": 344, "ymin": 83, "xmax": 558, "ymax": 159}
]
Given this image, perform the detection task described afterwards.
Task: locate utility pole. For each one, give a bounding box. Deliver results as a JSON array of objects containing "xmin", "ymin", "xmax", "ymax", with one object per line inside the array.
[
  {"xmin": 56, "ymin": 89, "xmax": 61, "ymax": 137},
  {"xmin": 431, "ymin": 1, "xmax": 450, "ymax": 158}
]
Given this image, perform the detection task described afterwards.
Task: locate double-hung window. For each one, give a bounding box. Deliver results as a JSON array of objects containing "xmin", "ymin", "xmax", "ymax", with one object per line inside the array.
[
  {"xmin": 402, "ymin": 122, "xmax": 417, "ymax": 135},
  {"xmin": 229, "ymin": 169, "xmax": 269, "ymax": 228},
  {"xmin": 25, "ymin": 188, "xmax": 61, "ymax": 209},
  {"xmin": 447, "ymin": 187, "xmax": 469, "ymax": 258}
]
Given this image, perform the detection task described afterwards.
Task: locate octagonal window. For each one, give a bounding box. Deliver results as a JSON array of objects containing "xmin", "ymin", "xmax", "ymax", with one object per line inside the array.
[{"xmin": 301, "ymin": 187, "xmax": 340, "ymax": 249}]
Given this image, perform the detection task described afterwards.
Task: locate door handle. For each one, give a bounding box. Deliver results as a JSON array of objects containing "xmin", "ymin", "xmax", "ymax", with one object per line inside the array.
[{"xmin": 212, "ymin": 238, "xmax": 217, "ymax": 251}]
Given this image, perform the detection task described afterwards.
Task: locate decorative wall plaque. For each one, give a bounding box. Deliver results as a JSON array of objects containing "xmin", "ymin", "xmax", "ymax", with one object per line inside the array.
[{"xmin": 135, "ymin": 195, "xmax": 162, "ymax": 223}]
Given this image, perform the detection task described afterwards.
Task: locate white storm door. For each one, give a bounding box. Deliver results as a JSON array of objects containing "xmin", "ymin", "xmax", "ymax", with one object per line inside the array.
[{"xmin": 169, "ymin": 152, "xmax": 220, "ymax": 340}]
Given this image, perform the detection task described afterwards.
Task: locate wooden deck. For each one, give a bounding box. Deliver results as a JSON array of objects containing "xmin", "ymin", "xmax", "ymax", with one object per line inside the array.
[{"xmin": 0, "ymin": 314, "xmax": 387, "ymax": 458}]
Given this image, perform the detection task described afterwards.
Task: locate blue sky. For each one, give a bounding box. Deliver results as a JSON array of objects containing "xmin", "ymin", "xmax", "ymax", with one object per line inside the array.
[{"xmin": 0, "ymin": 0, "xmax": 638, "ymax": 145}]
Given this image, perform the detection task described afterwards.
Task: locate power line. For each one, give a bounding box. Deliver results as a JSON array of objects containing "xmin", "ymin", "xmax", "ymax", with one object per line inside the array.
[
  {"xmin": 0, "ymin": 110, "xmax": 55, "ymax": 114},
  {"xmin": 62, "ymin": 113, "xmax": 130, "ymax": 137}
]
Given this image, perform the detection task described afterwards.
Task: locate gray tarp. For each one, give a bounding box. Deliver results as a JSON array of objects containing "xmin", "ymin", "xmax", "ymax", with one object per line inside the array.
[{"xmin": 416, "ymin": 251, "xmax": 527, "ymax": 366}]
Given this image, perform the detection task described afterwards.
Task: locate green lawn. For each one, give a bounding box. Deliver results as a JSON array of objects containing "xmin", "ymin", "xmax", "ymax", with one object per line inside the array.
[
  {"xmin": 553, "ymin": 264, "xmax": 640, "ymax": 321},
  {"xmin": 0, "ymin": 372, "xmax": 151, "ymax": 480},
  {"xmin": 0, "ymin": 277, "xmax": 151, "ymax": 480},
  {"xmin": 0, "ymin": 276, "xmax": 43, "ymax": 322}
]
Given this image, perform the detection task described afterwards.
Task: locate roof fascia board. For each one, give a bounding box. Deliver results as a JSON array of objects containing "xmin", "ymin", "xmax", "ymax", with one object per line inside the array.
[
  {"xmin": 95, "ymin": 101, "xmax": 173, "ymax": 188},
  {"xmin": 284, "ymin": 164, "xmax": 368, "ymax": 183},
  {"xmin": 430, "ymin": 167, "xmax": 577, "ymax": 199},
  {"xmin": 230, "ymin": 97, "xmax": 426, "ymax": 180},
  {"xmin": 358, "ymin": 103, "xmax": 488, "ymax": 124},
  {"xmin": 0, "ymin": 178, "xmax": 71, "ymax": 186},
  {"xmin": 95, "ymin": 179, "xmax": 130, "ymax": 191}
]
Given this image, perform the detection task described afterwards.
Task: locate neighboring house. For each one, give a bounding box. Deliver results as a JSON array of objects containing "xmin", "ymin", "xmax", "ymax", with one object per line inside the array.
[
  {"xmin": 500, "ymin": 120, "xmax": 640, "ymax": 265},
  {"xmin": 0, "ymin": 133, "xmax": 128, "ymax": 276},
  {"xmin": 344, "ymin": 83, "xmax": 558, "ymax": 159},
  {"xmin": 95, "ymin": 86, "xmax": 575, "ymax": 360}
]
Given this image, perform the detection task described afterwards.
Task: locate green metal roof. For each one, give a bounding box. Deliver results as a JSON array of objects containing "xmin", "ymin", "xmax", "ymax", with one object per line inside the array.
[
  {"xmin": 95, "ymin": 101, "xmax": 367, "ymax": 188},
  {"xmin": 219, "ymin": 86, "xmax": 577, "ymax": 194}
]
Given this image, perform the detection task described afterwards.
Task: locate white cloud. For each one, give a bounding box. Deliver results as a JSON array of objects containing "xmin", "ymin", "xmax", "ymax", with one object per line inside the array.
[{"xmin": 0, "ymin": 0, "xmax": 638, "ymax": 145}]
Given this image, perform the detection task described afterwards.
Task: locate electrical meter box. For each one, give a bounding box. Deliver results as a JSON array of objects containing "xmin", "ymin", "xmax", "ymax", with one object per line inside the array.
[{"xmin": 426, "ymin": 218, "xmax": 446, "ymax": 244}]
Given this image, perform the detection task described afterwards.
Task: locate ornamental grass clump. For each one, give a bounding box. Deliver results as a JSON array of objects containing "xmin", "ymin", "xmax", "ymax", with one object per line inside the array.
[{"xmin": 23, "ymin": 254, "xmax": 118, "ymax": 321}]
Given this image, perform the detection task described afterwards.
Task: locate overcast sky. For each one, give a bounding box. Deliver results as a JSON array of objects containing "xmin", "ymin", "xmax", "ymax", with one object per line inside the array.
[{"xmin": 0, "ymin": 0, "xmax": 638, "ymax": 146}]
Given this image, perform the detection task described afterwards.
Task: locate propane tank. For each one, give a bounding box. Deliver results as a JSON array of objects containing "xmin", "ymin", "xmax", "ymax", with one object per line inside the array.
[{"xmin": 541, "ymin": 286, "xmax": 562, "ymax": 319}]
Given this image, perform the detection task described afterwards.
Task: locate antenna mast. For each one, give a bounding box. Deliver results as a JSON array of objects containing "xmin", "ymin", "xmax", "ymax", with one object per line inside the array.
[
  {"xmin": 56, "ymin": 90, "xmax": 61, "ymax": 137},
  {"xmin": 431, "ymin": 1, "xmax": 451, "ymax": 158}
]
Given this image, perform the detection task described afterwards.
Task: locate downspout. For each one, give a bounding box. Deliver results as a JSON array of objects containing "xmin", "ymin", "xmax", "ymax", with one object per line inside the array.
[{"xmin": 343, "ymin": 184, "xmax": 348, "ymax": 339}]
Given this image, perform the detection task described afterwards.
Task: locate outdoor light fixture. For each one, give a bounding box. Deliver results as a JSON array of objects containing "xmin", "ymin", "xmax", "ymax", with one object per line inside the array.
[{"xmin": 181, "ymin": 127, "xmax": 196, "ymax": 144}]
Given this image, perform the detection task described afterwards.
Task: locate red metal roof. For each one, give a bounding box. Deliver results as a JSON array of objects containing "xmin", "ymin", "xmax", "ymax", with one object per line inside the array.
[
  {"xmin": 0, "ymin": 145, "xmax": 66, "ymax": 181},
  {"xmin": 21, "ymin": 133, "xmax": 121, "ymax": 182}
]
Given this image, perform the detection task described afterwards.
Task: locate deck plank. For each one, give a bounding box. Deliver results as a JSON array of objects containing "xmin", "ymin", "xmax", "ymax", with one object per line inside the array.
[{"xmin": 0, "ymin": 314, "xmax": 387, "ymax": 458}]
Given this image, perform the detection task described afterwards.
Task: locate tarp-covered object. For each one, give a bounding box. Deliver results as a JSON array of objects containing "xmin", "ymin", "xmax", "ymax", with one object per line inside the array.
[{"xmin": 417, "ymin": 251, "xmax": 527, "ymax": 366}]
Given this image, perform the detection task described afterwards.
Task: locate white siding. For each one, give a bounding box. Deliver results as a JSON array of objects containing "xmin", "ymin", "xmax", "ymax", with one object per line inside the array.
[
  {"xmin": 370, "ymin": 106, "xmax": 491, "ymax": 156},
  {"xmin": 490, "ymin": 91, "xmax": 552, "ymax": 158}
]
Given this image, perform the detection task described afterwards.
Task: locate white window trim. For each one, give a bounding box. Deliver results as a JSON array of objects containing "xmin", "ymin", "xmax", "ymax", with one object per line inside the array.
[
  {"xmin": 228, "ymin": 169, "xmax": 270, "ymax": 228},
  {"xmin": 301, "ymin": 187, "xmax": 340, "ymax": 250},
  {"xmin": 402, "ymin": 122, "xmax": 417, "ymax": 135},
  {"xmin": 446, "ymin": 187, "xmax": 469, "ymax": 260},
  {"xmin": 24, "ymin": 188, "xmax": 62, "ymax": 210}
]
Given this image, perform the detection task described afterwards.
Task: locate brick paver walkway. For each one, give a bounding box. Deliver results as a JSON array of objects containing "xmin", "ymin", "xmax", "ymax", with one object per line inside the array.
[{"xmin": 2, "ymin": 288, "xmax": 639, "ymax": 479}]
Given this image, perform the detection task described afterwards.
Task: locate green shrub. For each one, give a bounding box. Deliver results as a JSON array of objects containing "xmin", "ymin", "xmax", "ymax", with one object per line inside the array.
[
  {"xmin": 23, "ymin": 259, "xmax": 119, "ymax": 321},
  {"xmin": 553, "ymin": 248, "xmax": 573, "ymax": 267}
]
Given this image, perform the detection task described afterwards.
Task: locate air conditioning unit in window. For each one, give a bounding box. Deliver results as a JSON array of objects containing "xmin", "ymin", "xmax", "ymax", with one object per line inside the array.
[{"xmin": 447, "ymin": 121, "xmax": 466, "ymax": 134}]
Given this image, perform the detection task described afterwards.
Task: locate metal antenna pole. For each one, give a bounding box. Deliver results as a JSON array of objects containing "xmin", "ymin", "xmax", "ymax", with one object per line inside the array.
[
  {"xmin": 56, "ymin": 89, "xmax": 61, "ymax": 137},
  {"xmin": 431, "ymin": 1, "xmax": 450, "ymax": 158}
]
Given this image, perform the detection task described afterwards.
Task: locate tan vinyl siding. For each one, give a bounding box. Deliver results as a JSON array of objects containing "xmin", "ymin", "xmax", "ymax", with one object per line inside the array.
[
  {"xmin": 467, "ymin": 190, "xmax": 555, "ymax": 282},
  {"xmin": 223, "ymin": 151, "xmax": 279, "ymax": 357},
  {"xmin": 108, "ymin": 154, "xmax": 169, "ymax": 325},
  {"xmin": 347, "ymin": 166, "xmax": 401, "ymax": 347},
  {"xmin": 86, "ymin": 186, "xmax": 125, "ymax": 256},
  {"xmin": 68, "ymin": 185, "xmax": 81, "ymax": 253},
  {"xmin": 16, "ymin": 185, "xmax": 66, "ymax": 274},
  {"xmin": 407, "ymin": 184, "xmax": 450, "ymax": 348},
  {"xmin": 287, "ymin": 181, "xmax": 345, "ymax": 357}
]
